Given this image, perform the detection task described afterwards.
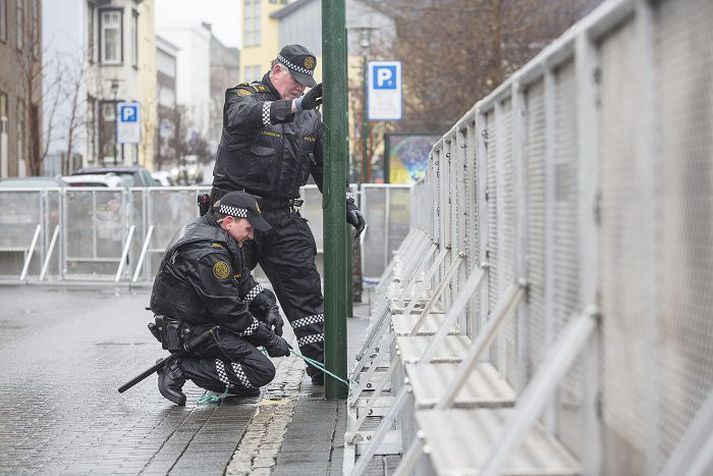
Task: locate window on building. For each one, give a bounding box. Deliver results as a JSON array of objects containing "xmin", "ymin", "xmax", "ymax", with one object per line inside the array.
[
  {"xmin": 1, "ymin": 92, "xmax": 7, "ymax": 178},
  {"xmin": 243, "ymin": 0, "xmax": 261, "ymax": 47},
  {"xmin": 0, "ymin": 0, "xmax": 7, "ymax": 43},
  {"xmin": 100, "ymin": 9, "xmax": 122, "ymax": 64},
  {"xmin": 86, "ymin": 95, "xmax": 96, "ymax": 163},
  {"xmin": 30, "ymin": 0, "xmax": 38, "ymax": 57},
  {"xmin": 0, "ymin": 92, "xmax": 7, "ymax": 134},
  {"xmin": 243, "ymin": 65, "xmax": 262, "ymax": 83},
  {"xmin": 131, "ymin": 10, "xmax": 138, "ymax": 68},
  {"xmin": 17, "ymin": 100, "xmax": 25, "ymax": 164},
  {"xmin": 87, "ymin": 2, "xmax": 95, "ymax": 62},
  {"xmin": 16, "ymin": 0, "xmax": 24, "ymax": 50},
  {"xmin": 99, "ymin": 101, "xmax": 116, "ymax": 161}
]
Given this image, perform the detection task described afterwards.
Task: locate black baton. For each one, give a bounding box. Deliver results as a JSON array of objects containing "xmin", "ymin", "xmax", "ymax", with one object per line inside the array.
[{"xmin": 118, "ymin": 326, "xmax": 218, "ymax": 393}]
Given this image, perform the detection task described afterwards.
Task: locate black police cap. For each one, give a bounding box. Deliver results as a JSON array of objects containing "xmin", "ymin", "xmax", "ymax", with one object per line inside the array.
[
  {"xmin": 277, "ymin": 44, "xmax": 317, "ymax": 87},
  {"xmin": 215, "ymin": 191, "xmax": 271, "ymax": 232}
]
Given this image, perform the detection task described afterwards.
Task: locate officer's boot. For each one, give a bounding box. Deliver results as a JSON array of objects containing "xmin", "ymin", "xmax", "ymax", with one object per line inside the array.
[{"xmin": 157, "ymin": 358, "xmax": 186, "ymax": 406}]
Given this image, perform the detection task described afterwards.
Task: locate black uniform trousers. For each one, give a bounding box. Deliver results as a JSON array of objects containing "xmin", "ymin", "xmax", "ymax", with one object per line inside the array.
[
  {"xmin": 181, "ymin": 329, "xmax": 276, "ymax": 393},
  {"xmin": 243, "ymin": 208, "xmax": 325, "ymax": 365}
]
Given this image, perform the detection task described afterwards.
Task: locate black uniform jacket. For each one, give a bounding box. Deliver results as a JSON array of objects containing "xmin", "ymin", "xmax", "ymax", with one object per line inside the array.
[
  {"xmin": 150, "ymin": 214, "xmax": 269, "ymax": 343},
  {"xmin": 213, "ymin": 73, "xmax": 324, "ymax": 200}
]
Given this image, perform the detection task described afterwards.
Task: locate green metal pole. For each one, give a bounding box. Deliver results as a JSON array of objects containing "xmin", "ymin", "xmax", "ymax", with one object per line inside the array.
[
  {"xmin": 322, "ymin": 0, "xmax": 348, "ymax": 400},
  {"xmin": 361, "ymin": 54, "xmax": 369, "ymax": 183}
]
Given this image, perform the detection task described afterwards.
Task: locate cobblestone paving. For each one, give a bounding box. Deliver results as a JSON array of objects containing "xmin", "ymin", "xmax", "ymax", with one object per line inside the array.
[
  {"xmin": 0, "ymin": 286, "xmax": 260, "ymax": 475},
  {"xmin": 225, "ymin": 354, "xmax": 306, "ymax": 475}
]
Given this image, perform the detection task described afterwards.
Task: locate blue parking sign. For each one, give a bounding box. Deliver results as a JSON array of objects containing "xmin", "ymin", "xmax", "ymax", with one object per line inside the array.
[
  {"xmin": 373, "ymin": 65, "xmax": 397, "ymax": 89},
  {"xmin": 117, "ymin": 102, "xmax": 141, "ymax": 144},
  {"xmin": 119, "ymin": 104, "xmax": 138, "ymax": 123},
  {"xmin": 368, "ymin": 61, "xmax": 402, "ymax": 121}
]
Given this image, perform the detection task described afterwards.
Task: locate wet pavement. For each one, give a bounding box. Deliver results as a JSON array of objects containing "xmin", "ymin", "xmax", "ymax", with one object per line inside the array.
[{"xmin": 0, "ymin": 285, "xmax": 372, "ymax": 475}]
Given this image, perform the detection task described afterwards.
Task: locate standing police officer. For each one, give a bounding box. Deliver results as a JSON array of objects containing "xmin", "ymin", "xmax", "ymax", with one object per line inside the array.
[
  {"xmin": 150, "ymin": 191, "xmax": 291, "ymax": 405},
  {"xmin": 211, "ymin": 45, "xmax": 366, "ymax": 385}
]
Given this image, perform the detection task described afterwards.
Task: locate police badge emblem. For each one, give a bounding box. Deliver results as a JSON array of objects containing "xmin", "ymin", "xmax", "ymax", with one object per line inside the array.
[
  {"xmin": 304, "ymin": 56, "xmax": 315, "ymax": 70},
  {"xmin": 213, "ymin": 261, "xmax": 231, "ymax": 279}
]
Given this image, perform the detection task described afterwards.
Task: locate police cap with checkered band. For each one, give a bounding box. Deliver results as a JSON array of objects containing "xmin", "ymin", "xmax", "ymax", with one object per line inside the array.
[
  {"xmin": 277, "ymin": 44, "xmax": 317, "ymax": 88},
  {"xmin": 214, "ymin": 191, "xmax": 271, "ymax": 231}
]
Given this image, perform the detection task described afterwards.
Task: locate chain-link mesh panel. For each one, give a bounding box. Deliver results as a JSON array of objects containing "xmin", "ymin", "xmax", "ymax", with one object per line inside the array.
[
  {"xmin": 0, "ymin": 191, "xmax": 43, "ymax": 276},
  {"xmin": 63, "ymin": 189, "xmax": 126, "ymax": 277},
  {"xmin": 485, "ymin": 110, "xmax": 499, "ymax": 363},
  {"xmin": 655, "ymin": 0, "xmax": 713, "ymax": 467},
  {"xmin": 598, "ymin": 18, "xmax": 651, "ymax": 472},
  {"xmin": 362, "ymin": 187, "xmax": 387, "ymax": 279},
  {"xmin": 387, "ymin": 187, "xmax": 412, "ymax": 272},
  {"xmin": 552, "ymin": 60, "xmax": 583, "ymax": 409},
  {"xmin": 525, "ymin": 80, "xmax": 547, "ymax": 377},
  {"xmin": 499, "ymin": 98, "xmax": 518, "ymax": 385}
]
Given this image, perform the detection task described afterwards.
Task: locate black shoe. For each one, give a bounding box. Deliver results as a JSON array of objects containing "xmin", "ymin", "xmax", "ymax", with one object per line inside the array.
[
  {"xmin": 157, "ymin": 358, "xmax": 186, "ymax": 406},
  {"xmin": 228, "ymin": 387, "xmax": 261, "ymax": 398}
]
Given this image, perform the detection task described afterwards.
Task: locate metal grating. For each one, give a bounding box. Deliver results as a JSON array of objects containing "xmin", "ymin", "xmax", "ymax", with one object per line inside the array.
[
  {"xmin": 655, "ymin": 0, "xmax": 713, "ymax": 467},
  {"xmin": 485, "ymin": 111, "xmax": 499, "ymax": 364},
  {"xmin": 525, "ymin": 80, "xmax": 547, "ymax": 376},
  {"xmin": 363, "ymin": 187, "xmax": 388, "ymax": 279},
  {"xmin": 499, "ymin": 98, "xmax": 518, "ymax": 386},
  {"xmin": 551, "ymin": 61, "xmax": 583, "ymax": 413},
  {"xmin": 598, "ymin": 18, "xmax": 651, "ymax": 472}
]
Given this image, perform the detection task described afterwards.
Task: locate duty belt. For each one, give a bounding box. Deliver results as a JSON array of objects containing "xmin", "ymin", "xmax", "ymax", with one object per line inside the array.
[
  {"xmin": 256, "ymin": 196, "xmax": 304, "ymax": 211},
  {"xmin": 210, "ymin": 187, "xmax": 303, "ymax": 211}
]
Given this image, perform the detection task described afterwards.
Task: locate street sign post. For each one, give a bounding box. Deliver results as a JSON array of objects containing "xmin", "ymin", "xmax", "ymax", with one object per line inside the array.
[
  {"xmin": 367, "ymin": 61, "xmax": 402, "ymax": 121},
  {"xmin": 117, "ymin": 102, "xmax": 141, "ymax": 144}
]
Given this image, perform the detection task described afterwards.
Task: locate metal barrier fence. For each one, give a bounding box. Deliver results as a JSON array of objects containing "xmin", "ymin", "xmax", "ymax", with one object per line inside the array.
[
  {"xmin": 348, "ymin": 0, "xmax": 713, "ymax": 474},
  {"xmin": 0, "ymin": 184, "xmax": 411, "ymax": 285}
]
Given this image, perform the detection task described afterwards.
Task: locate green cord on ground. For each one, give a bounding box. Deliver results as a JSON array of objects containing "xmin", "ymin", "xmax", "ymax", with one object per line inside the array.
[
  {"xmin": 196, "ymin": 387, "xmax": 230, "ymax": 405},
  {"xmin": 291, "ymin": 352, "xmax": 356, "ymax": 390}
]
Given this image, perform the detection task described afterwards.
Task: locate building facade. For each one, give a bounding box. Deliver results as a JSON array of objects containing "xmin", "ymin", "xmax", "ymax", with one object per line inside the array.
[
  {"xmin": 42, "ymin": 0, "xmax": 157, "ymax": 172},
  {"xmin": 207, "ymin": 22, "xmax": 239, "ymax": 153},
  {"xmin": 155, "ymin": 34, "xmax": 178, "ymax": 171},
  {"xmin": 240, "ymin": 0, "xmax": 286, "ymax": 83},
  {"xmin": 0, "ymin": 0, "xmax": 42, "ymax": 178},
  {"xmin": 155, "ymin": 21, "xmax": 211, "ymax": 143}
]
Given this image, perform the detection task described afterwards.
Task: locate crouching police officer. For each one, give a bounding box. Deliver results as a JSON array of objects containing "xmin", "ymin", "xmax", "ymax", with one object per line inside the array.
[
  {"xmin": 150, "ymin": 191, "xmax": 290, "ymax": 405},
  {"xmin": 211, "ymin": 44, "xmax": 366, "ymax": 385}
]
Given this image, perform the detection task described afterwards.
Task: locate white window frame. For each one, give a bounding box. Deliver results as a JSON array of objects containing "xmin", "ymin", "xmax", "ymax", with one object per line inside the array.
[
  {"xmin": 131, "ymin": 9, "xmax": 138, "ymax": 68},
  {"xmin": 87, "ymin": 1, "xmax": 95, "ymax": 62},
  {"xmin": 100, "ymin": 9, "xmax": 123, "ymax": 65},
  {"xmin": 15, "ymin": 0, "xmax": 23, "ymax": 50},
  {"xmin": 0, "ymin": 0, "xmax": 7, "ymax": 44}
]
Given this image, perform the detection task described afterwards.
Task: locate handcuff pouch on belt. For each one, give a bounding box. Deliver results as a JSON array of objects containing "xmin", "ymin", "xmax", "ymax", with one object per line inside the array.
[{"xmin": 149, "ymin": 315, "xmax": 191, "ymax": 352}]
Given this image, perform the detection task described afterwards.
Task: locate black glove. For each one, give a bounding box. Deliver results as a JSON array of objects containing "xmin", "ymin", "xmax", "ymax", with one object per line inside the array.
[
  {"xmin": 346, "ymin": 199, "xmax": 366, "ymax": 236},
  {"xmin": 296, "ymin": 83, "xmax": 323, "ymax": 111},
  {"xmin": 249, "ymin": 289, "xmax": 284, "ymax": 336},
  {"xmin": 264, "ymin": 333, "xmax": 291, "ymax": 358}
]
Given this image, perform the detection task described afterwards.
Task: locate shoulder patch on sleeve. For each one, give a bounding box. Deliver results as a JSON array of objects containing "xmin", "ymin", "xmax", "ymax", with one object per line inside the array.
[
  {"xmin": 237, "ymin": 88, "xmax": 253, "ymax": 97},
  {"xmin": 212, "ymin": 260, "xmax": 231, "ymax": 279}
]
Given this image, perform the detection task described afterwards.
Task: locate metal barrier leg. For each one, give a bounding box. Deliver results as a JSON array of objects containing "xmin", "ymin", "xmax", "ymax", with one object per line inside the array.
[
  {"xmin": 39, "ymin": 225, "xmax": 60, "ymax": 281},
  {"xmin": 349, "ymin": 385, "xmax": 410, "ymax": 476},
  {"xmin": 131, "ymin": 225, "xmax": 154, "ymax": 283},
  {"xmin": 393, "ymin": 438, "xmax": 424, "ymax": 476},
  {"xmin": 114, "ymin": 225, "xmax": 136, "ymax": 282},
  {"xmin": 19, "ymin": 225, "xmax": 42, "ymax": 282},
  {"xmin": 436, "ymin": 282, "xmax": 526, "ymax": 409},
  {"xmin": 479, "ymin": 309, "xmax": 598, "ymax": 476}
]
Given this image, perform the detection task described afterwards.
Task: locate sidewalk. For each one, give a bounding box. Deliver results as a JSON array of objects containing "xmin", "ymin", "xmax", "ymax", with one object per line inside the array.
[{"xmin": 0, "ymin": 285, "xmax": 386, "ymax": 475}]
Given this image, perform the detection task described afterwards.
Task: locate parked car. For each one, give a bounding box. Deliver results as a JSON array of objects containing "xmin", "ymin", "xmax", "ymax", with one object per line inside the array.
[
  {"xmin": 151, "ymin": 170, "xmax": 176, "ymax": 187},
  {"xmin": 72, "ymin": 166, "xmax": 157, "ymax": 187},
  {"xmin": 62, "ymin": 174, "xmax": 125, "ymax": 188},
  {"xmin": 0, "ymin": 176, "xmax": 67, "ymax": 188}
]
